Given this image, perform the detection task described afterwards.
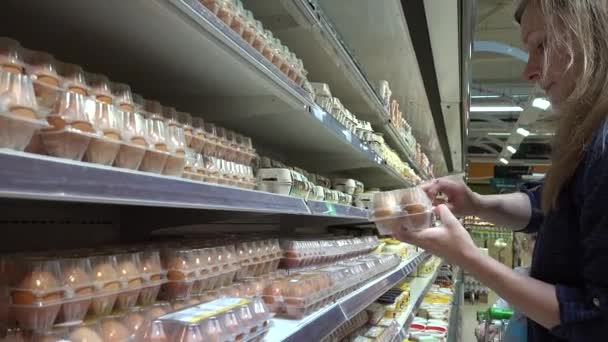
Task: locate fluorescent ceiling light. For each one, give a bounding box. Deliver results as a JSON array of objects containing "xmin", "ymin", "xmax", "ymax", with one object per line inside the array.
[
  {"xmin": 470, "ymin": 106, "xmax": 523, "ymax": 112},
  {"xmin": 516, "ymin": 127, "xmax": 531, "ymax": 137},
  {"xmin": 506, "ymin": 146, "xmax": 517, "ymax": 154},
  {"xmin": 532, "ymin": 98, "xmax": 551, "ymax": 110},
  {"xmin": 499, "ymin": 158, "xmax": 509, "ymax": 165},
  {"xmin": 487, "ymin": 132, "xmax": 511, "ymax": 136},
  {"xmin": 471, "ymin": 95, "xmax": 500, "ymax": 99}
]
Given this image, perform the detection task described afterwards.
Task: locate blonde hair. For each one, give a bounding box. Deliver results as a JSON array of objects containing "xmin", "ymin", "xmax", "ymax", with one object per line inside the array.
[{"xmin": 515, "ymin": 0, "xmax": 608, "ymax": 213}]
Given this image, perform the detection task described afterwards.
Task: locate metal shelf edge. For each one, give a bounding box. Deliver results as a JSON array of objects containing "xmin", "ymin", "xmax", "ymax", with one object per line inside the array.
[{"xmin": 267, "ymin": 251, "xmax": 430, "ymax": 342}]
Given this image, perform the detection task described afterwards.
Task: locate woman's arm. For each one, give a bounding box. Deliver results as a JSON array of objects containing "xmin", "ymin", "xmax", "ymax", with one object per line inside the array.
[
  {"xmin": 394, "ymin": 205, "xmax": 560, "ymax": 328},
  {"xmin": 422, "ymin": 178, "xmax": 537, "ymax": 231},
  {"xmin": 461, "ymin": 244, "xmax": 560, "ymax": 328}
]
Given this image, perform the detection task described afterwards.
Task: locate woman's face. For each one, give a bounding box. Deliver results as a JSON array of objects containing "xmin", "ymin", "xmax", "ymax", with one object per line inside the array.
[{"xmin": 520, "ymin": 2, "xmax": 578, "ymax": 106}]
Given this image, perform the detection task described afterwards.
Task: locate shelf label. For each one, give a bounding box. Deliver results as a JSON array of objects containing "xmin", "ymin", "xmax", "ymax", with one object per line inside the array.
[{"xmin": 325, "ymin": 203, "xmax": 337, "ymax": 216}]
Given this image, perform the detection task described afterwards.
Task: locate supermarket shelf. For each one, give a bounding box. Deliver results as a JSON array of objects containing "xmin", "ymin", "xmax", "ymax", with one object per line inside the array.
[
  {"xmin": 392, "ymin": 263, "xmax": 442, "ymax": 341},
  {"xmin": 306, "ymin": 200, "xmax": 368, "ymax": 220},
  {"xmin": 266, "ymin": 251, "xmax": 431, "ymax": 342},
  {"xmin": 0, "ymin": 0, "xmax": 410, "ymax": 190},
  {"xmin": 383, "ymin": 124, "xmax": 431, "ymax": 180},
  {"xmin": 447, "ymin": 268, "xmax": 464, "ymax": 342},
  {"xmin": 245, "ymin": 0, "xmax": 430, "ymax": 181}
]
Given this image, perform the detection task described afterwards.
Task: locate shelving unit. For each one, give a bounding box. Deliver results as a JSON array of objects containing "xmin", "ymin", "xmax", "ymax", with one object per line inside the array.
[
  {"xmin": 392, "ymin": 264, "xmax": 442, "ymax": 341},
  {"xmin": 267, "ymin": 251, "xmax": 430, "ymax": 342},
  {"xmin": 244, "ymin": 0, "xmax": 432, "ymax": 179}
]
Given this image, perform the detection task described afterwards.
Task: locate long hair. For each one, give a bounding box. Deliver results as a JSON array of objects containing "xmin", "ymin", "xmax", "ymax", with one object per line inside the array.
[{"xmin": 515, "ymin": 0, "xmax": 608, "ymax": 213}]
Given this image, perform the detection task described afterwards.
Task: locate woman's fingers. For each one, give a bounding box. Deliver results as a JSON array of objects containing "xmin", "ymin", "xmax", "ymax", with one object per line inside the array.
[{"xmin": 435, "ymin": 204, "xmax": 459, "ymax": 228}]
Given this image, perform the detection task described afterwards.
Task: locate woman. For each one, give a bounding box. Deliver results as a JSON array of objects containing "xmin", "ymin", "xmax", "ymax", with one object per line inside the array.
[{"xmin": 392, "ymin": 1, "xmax": 608, "ymax": 341}]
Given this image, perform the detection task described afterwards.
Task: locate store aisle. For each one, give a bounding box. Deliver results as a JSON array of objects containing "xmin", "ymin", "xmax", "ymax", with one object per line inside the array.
[{"xmin": 461, "ymin": 292, "xmax": 498, "ymax": 342}]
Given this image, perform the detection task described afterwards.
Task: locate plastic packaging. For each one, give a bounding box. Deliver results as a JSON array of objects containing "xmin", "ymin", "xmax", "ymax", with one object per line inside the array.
[
  {"xmin": 0, "ymin": 69, "xmax": 39, "ymax": 120},
  {"xmin": 163, "ymin": 124, "xmax": 187, "ymax": 177},
  {"xmin": 8, "ymin": 258, "xmax": 64, "ymax": 330},
  {"xmin": 160, "ymin": 248, "xmax": 198, "ymax": 301},
  {"xmin": 139, "ymin": 117, "xmax": 170, "ymax": 174},
  {"xmin": 370, "ymin": 187, "xmax": 434, "ymax": 234},
  {"xmin": 188, "ymin": 117, "xmax": 205, "ymax": 154},
  {"xmin": 84, "ymin": 100, "xmax": 123, "ymax": 165},
  {"xmin": 241, "ymin": 11, "xmax": 257, "ymax": 45},
  {"xmin": 138, "ymin": 250, "xmax": 167, "ymax": 306},
  {"xmin": 88, "ymin": 255, "xmax": 123, "ymax": 317},
  {"xmin": 23, "ymin": 51, "xmax": 62, "ymax": 113},
  {"xmin": 0, "ymin": 112, "xmax": 49, "ymax": 151},
  {"xmin": 56, "ymin": 257, "xmax": 95, "ymax": 324},
  {"xmin": 152, "ymin": 297, "xmax": 271, "ymax": 342},
  {"xmin": 88, "ymin": 74, "xmax": 113, "ymax": 104},
  {"xmin": 178, "ymin": 112, "xmax": 194, "ymax": 146},
  {"xmin": 0, "ymin": 38, "xmax": 25, "ymax": 74},
  {"xmin": 59, "ymin": 63, "xmax": 89, "ymax": 96},
  {"xmin": 45, "ymin": 86, "xmax": 94, "ymax": 132},
  {"xmin": 114, "ymin": 111, "xmax": 148, "ymax": 170},
  {"xmin": 39, "ymin": 129, "xmax": 92, "ymax": 161},
  {"xmin": 112, "ymin": 83, "xmax": 135, "ymax": 113}
]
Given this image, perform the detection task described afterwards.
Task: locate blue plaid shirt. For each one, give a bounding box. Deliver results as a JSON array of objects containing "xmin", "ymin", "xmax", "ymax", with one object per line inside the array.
[{"xmin": 520, "ymin": 124, "xmax": 608, "ymax": 342}]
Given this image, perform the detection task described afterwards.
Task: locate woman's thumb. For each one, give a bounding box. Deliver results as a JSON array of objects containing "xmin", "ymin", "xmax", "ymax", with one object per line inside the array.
[{"xmin": 434, "ymin": 204, "xmax": 459, "ymax": 228}]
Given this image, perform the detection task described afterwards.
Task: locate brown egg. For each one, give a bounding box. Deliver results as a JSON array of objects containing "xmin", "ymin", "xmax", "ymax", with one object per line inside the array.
[
  {"xmin": 92, "ymin": 263, "xmax": 121, "ymax": 292},
  {"xmin": 165, "ymin": 257, "xmax": 190, "ymax": 281},
  {"xmin": 374, "ymin": 207, "xmax": 396, "ymax": 218},
  {"xmin": 117, "ymin": 261, "xmax": 142, "ymax": 288},
  {"xmin": 63, "ymin": 266, "xmax": 94, "ymax": 296},
  {"xmin": 284, "ymin": 279, "xmax": 307, "ymax": 305},
  {"xmin": 69, "ymin": 327, "xmax": 103, "ymax": 342},
  {"xmin": 373, "ymin": 193, "xmax": 397, "ymax": 210},
  {"xmin": 263, "ymin": 279, "xmax": 285, "ymax": 304},
  {"xmin": 404, "ymin": 203, "xmax": 427, "ymax": 215},
  {"xmin": 146, "ymin": 307, "xmax": 168, "ymax": 320},
  {"xmin": 123, "ymin": 312, "xmax": 146, "ymax": 334},
  {"xmin": 101, "ymin": 320, "xmax": 131, "ymax": 342},
  {"xmin": 11, "ymin": 271, "xmax": 62, "ymax": 305}
]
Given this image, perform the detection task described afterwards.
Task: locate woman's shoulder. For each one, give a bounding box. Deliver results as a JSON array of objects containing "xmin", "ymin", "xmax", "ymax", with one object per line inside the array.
[{"xmin": 586, "ymin": 120, "xmax": 608, "ymax": 161}]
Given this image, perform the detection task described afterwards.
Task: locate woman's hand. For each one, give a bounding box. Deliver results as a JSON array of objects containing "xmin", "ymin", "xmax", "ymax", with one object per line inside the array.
[
  {"xmin": 392, "ymin": 204, "xmax": 478, "ymax": 265},
  {"xmin": 422, "ymin": 178, "xmax": 481, "ymax": 217}
]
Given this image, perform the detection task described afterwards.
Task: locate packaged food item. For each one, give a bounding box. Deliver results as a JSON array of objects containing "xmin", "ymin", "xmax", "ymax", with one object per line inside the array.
[
  {"xmin": 113, "ymin": 253, "xmax": 143, "ymax": 311},
  {"xmin": 229, "ymin": 0, "xmax": 246, "ymax": 35},
  {"xmin": 163, "ymin": 124, "xmax": 187, "ymax": 177},
  {"xmin": 114, "ymin": 111, "xmax": 147, "ymax": 170},
  {"xmin": 56, "ymin": 257, "xmax": 95, "ymax": 324},
  {"xmin": 40, "ymin": 90, "xmax": 94, "ymax": 160},
  {"xmin": 0, "ymin": 38, "xmax": 25, "ymax": 74},
  {"xmin": 88, "ymin": 255, "xmax": 123, "ymax": 317},
  {"xmin": 0, "ymin": 68, "xmax": 39, "ymax": 119},
  {"xmin": 83, "ymin": 100, "xmax": 122, "ymax": 165},
  {"xmin": 261, "ymin": 30, "xmax": 275, "ymax": 61},
  {"xmin": 88, "ymin": 74, "xmax": 113, "ymax": 104},
  {"xmin": 177, "ymin": 112, "xmax": 193, "ymax": 145},
  {"xmin": 160, "ymin": 248, "xmax": 198, "ymax": 301},
  {"xmin": 8, "ymin": 258, "xmax": 63, "ymax": 330},
  {"xmin": 370, "ymin": 187, "xmax": 434, "ymax": 235},
  {"xmin": 152, "ymin": 297, "xmax": 271, "ymax": 342},
  {"xmin": 241, "ymin": 10, "xmax": 257, "ymax": 45},
  {"xmin": 138, "ymin": 250, "xmax": 167, "ymax": 306},
  {"xmin": 112, "ymin": 83, "xmax": 135, "ymax": 113},
  {"xmin": 139, "ymin": 116, "xmax": 170, "ymax": 174},
  {"xmin": 202, "ymin": 121, "xmax": 219, "ymax": 157},
  {"xmin": 188, "ymin": 117, "xmax": 205, "ymax": 154},
  {"xmin": 100, "ymin": 317, "xmax": 132, "ymax": 341},
  {"xmin": 59, "ymin": 63, "xmax": 89, "ymax": 96},
  {"xmin": 67, "ymin": 322, "xmax": 104, "ymax": 342},
  {"xmin": 23, "ymin": 50, "xmax": 62, "ymax": 113},
  {"xmin": 251, "ymin": 21, "xmax": 266, "ymax": 53}
]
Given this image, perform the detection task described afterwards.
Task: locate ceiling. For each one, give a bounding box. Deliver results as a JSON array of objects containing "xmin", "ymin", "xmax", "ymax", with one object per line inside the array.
[{"xmin": 469, "ymin": 0, "xmax": 553, "ymax": 166}]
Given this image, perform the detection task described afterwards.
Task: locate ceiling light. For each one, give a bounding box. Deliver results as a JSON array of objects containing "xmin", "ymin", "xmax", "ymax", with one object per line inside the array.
[
  {"xmin": 487, "ymin": 132, "xmax": 511, "ymax": 136},
  {"xmin": 499, "ymin": 158, "xmax": 509, "ymax": 165},
  {"xmin": 516, "ymin": 127, "xmax": 530, "ymax": 137},
  {"xmin": 470, "ymin": 106, "xmax": 523, "ymax": 112},
  {"xmin": 506, "ymin": 145, "xmax": 517, "ymax": 154},
  {"xmin": 471, "ymin": 95, "xmax": 501, "ymax": 99},
  {"xmin": 532, "ymin": 98, "xmax": 551, "ymax": 110}
]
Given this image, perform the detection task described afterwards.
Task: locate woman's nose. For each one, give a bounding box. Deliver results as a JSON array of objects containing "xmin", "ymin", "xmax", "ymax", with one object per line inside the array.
[{"xmin": 522, "ymin": 59, "xmax": 541, "ymax": 81}]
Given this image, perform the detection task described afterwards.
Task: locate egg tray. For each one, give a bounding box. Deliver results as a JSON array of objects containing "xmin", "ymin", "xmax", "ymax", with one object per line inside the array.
[
  {"xmin": 236, "ymin": 257, "xmax": 280, "ymax": 280},
  {"xmin": 264, "ymin": 284, "xmax": 342, "ymax": 319},
  {"xmin": 155, "ymin": 296, "xmax": 272, "ymax": 342},
  {"xmin": 7, "ymin": 274, "xmax": 167, "ymax": 331},
  {"xmin": 161, "ymin": 265, "xmax": 239, "ymax": 301},
  {"xmin": 0, "ymin": 112, "xmax": 51, "ymax": 151}
]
